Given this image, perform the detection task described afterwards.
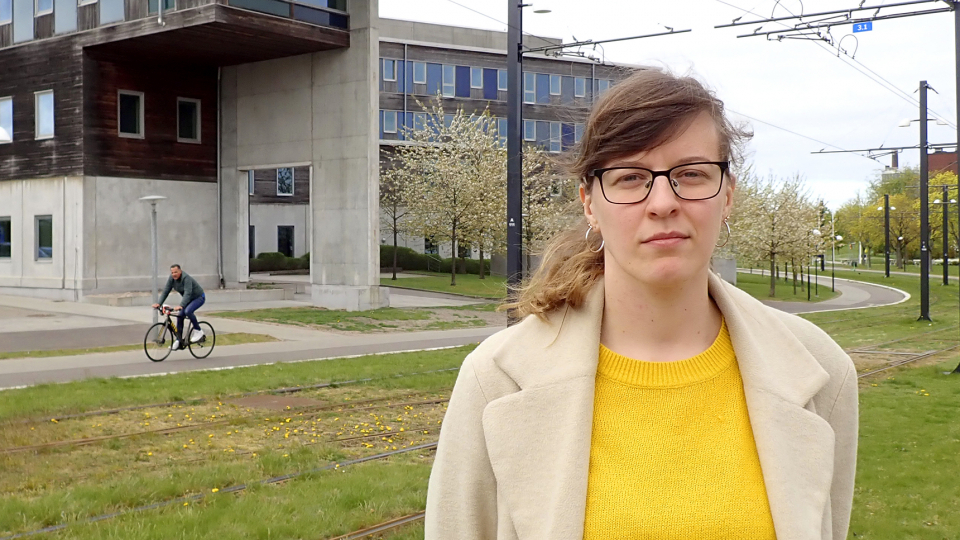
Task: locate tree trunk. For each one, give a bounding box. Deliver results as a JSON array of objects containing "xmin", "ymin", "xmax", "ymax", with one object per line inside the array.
[
  {"xmin": 769, "ymin": 256, "xmax": 776, "ymax": 297},
  {"xmin": 450, "ymin": 222, "xmax": 457, "ymax": 286},
  {"xmin": 800, "ymin": 264, "xmax": 805, "ymax": 291},
  {"xmin": 479, "ymin": 246, "xmax": 485, "ymax": 280},
  {"xmin": 392, "ymin": 222, "xmax": 398, "ymax": 281},
  {"xmin": 792, "ymin": 262, "xmax": 797, "ymax": 295}
]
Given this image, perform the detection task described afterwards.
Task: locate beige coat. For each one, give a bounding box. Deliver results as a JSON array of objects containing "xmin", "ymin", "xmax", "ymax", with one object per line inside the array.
[{"xmin": 425, "ymin": 272, "xmax": 858, "ymax": 540}]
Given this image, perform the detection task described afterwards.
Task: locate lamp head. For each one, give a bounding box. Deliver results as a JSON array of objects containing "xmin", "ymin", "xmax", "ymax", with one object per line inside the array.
[{"xmin": 898, "ymin": 119, "xmax": 913, "ymax": 128}]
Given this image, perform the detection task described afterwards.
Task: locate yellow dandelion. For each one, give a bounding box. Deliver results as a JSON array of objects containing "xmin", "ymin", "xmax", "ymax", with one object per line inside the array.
[
  {"xmin": 50, "ymin": 419, "xmax": 58, "ymax": 423},
  {"xmin": 147, "ymin": 452, "xmax": 153, "ymax": 456},
  {"xmin": 212, "ymin": 488, "xmax": 219, "ymax": 493},
  {"xmin": 184, "ymin": 502, "xmax": 189, "ymax": 506}
]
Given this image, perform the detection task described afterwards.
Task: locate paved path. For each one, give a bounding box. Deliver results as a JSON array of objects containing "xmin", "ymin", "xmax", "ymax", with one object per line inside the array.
[{"xmin": 739, "ymin": 271, "xmax": 910, "ymax": 314}]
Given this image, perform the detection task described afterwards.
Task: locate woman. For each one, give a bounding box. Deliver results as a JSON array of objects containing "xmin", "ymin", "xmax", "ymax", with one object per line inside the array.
[{"xmin": 425, "ymin": 68, "xmax": 857, "ymax": 540}]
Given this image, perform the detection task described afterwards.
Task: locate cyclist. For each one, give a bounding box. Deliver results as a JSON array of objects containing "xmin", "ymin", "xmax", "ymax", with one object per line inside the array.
[{"xmin": 152, "ymin": 264, "xmax": 206, "ymax": 350}]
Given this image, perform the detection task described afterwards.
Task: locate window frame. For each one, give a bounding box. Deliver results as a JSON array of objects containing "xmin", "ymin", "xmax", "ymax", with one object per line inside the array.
[
  {"xmin": 574, "ymin": 76, "xmax": 586, "ymax": 98},
  {"xmin": 523, "ymin": 72, "xmax": 535, "ymax": 104},
  {"xmin": 441, "ymin": 64, "xmax": 455, "ymax": 98},
  {"xmin": 0, "ymin": 96, "xmax": 12, "ymax": 144},
  {"xmin": 0, "ymin": 216, "xmax": 11, "ymax": 259},
  {"xmin": 549, "ymin": 121, "xmax": 561, "ymax": 153},
  {"xmin": 176, "ymin": 97, "xmax": 201, "ymax": 144},
  {"xmin": 382, "ymin": 58, "xmax": 397, "ymax": 82},
  {"xmin": 382, "ymin": 110, "xmax": 398, "ymax": 134},
  {"xmin": 35, "ymin": 0, "xmax": 52, "ymax": 16},
  {"xmin": 470, "ymin": 67, "xmax": 483, "ymax": 89},
  {"xmin": 523, "ymin": 119, "xmax": 535, "ymax": 141},
  {"xmin": 35, "ymin": 215, "xmax": 53, "ymax": 261},
  {"xmin": 34, "ymin": 90, "xmax": 54, "ymax": 140},
  {"xmin": 413, "ymin": 61, "xmax": 426, "ymax": 84},
  {"xmin": 549, "ymin": 74, "xmax": 561, "ymax": 96},
  {"xmin": 498, "ymin": 69, "xmax": 507, "ymax": 92},
  {"xmin": 276, "ymin": 167, "xmax": 295, "ymax": 197},
  {"xmin": 248, "ymin": 170, "xmax": 255, "ymax": 195},
  {"xmin": 277, "ymin": 225, "xmax": 295, "ymax": 258},
  {"xmin": 117, "ymin": 90, "xmax": 145, "ymax": 139},
  {"xmin": 77, "ymin": 0, "xmax": 97, "ymax": 7}
]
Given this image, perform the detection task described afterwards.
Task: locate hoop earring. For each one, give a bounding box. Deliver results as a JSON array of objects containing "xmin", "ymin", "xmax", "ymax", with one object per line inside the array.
[
  {"xmin": 586, "ymin": 224, "xmax": 604, "ymax": 253},
  {"xmin": 716, "ymin": 219, "xmax": 731, "ymax": 248}
]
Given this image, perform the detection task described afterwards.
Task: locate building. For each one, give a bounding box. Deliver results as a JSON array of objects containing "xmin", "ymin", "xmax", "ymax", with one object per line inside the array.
[{"xmin": 0, "ymin": 0, "xmax": 628, "ymax": 307}]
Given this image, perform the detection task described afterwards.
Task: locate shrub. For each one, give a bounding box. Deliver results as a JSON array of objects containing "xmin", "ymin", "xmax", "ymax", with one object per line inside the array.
[
  {"xmin": 380, "ymin": 245, "xmax": 490, "ymax": 275},
  {"xmin": 250, "ymin": 252, "xmax": 308, "ymax": 272}
]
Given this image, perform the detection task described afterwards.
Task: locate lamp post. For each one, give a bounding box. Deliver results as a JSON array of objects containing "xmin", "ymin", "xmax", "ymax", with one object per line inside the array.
[
  {"xmin": 932, "ymin": 186, "xmax": 956, "ymax": 286},
  {"xmin": 898, "ymin": 81, "xmax": 933, "ymax": 320},
  {"xmin": 139, "ymin": 195, "xmax": 166, "ymax": 328}
]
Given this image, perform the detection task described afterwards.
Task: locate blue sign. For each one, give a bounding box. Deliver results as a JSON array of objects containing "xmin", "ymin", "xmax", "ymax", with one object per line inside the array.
[{"xmin": 853, "ymin": 21, "xmax": 873, "ymax": 33}]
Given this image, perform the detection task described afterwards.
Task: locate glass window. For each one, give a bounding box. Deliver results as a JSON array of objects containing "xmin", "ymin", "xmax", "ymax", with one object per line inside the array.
[
  {"xmin": 443, "ymin": 114, "xmax": 453, "ymax": 128},
  {"xmin": 277, "ymin": 226, "xmax": 294, "ymax": 257},
  {"xmin": 442, "ymin": 64, "xmax": 455, "ymax": 97},
  {"xmin": 498, "ymin": 117, "xmax": 507, "ymax": 145},
  {"xmin": 0, "ymin": 217, "xmax": 10, "ymax": 259},
  {"xmin": 414, "ymin": 112, "xmax": 427, "ymax": 131},
  {"xmin": 471, "ymin": 67, "xmax": 483, "ymax": 89},
  {"xmin": 498, "ymin": 69, "xmax": 507, "ymax": 91},
  {"xmin": 575, "ymin": 123, "xmax": 584, "ymax": 143},
  {"xmin": 426, "ymin": 63, "xmax": 442, "ymax": 95},
  {"xmin": 413, "ymin": 61, "xmax": 426, "ymax": 84},
  {"xmin": 598, "ymin": 79, "xmax": 610, "ymax": 94},
  {"xmin": 1, "ymin": 0, "xmax": 11, "ymax": 24},
  {"xmin": 248, "ymin": 170, "xmax": 255, "ymax": 195},
  {"xmin": 0, "ymin": 97, "xmax": 11, "ymax": 143},
  {"xmin": 177, "ymin": 98, "xmax": 200, "ymax": 142},
  {"xmin": 549, "ymin": 74, "xmax": 561, "ymax": 95},
  {"xmin": 523, "ymin": 72, "xmax": 535, "ymax": 104},
  {"xmin": 574, "ymin": 77, "xmax": 586, "ymax": 98},
  {"xmin": 248, "ymin": 225, "xmax": 255, "ymax": 259},
  {"xmin": 549, "ymin": 121, "xmax": 561, "ymax": 153},
  {"xmin": 36, "ymin": 216, "xmax": 52, "ymax": 260},
  {"xmin": 35, "ymin": 90, "xmax": 54, "ymax": 139},
  {"xmin": 382, "ymin": 59, "xmax": 396, "ymax": 82},
  {"xmin": 118, "ymin": 91, "xmax": 143, "ymax": 138},
  {"xmin": 523, "ymin": 119, "xmax": 535, "ymax": 141},
  {"xmin": 147, "ymin": 0, "xmax": 173, "ymax": 13},
  {"xmin": 277, "ymin": 167, "xmax": 294, "ymax": 196},
  {"xmin": 383, "ymin": 110, "xmax": 397, "ymax": 133},
  {"xmin": 36, "ymin": 0, "xmax": 52, "ymax": 15}
]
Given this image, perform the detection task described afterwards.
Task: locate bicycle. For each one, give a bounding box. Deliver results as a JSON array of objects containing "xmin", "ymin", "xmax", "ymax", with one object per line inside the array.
[{"xmin": 143, "ymin": 305, "xmax": 216, "ymax": 362}]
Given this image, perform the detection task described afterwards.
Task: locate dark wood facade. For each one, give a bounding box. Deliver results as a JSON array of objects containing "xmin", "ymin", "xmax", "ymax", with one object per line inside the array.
[
  {"xmin": 83, "ymin": 56, "xmax": 219, "ymax": 182},
  {"xmin": 250, "ymin": 166, "xmax": 310, "ymax": 204},
  {"xmin": 0, "ymin": 24, "xmax": 10, "ymax": 48},
  {"xmin": 34, "ymin": 14, "xmax": 54, "ymax": 40},
  {"xmin": 78, "ymin": 3, "xmax": 100, "ymax": 32},
  {"xmin": 0, "ymin": 37, "xmax": 84, "ymax": 180}
]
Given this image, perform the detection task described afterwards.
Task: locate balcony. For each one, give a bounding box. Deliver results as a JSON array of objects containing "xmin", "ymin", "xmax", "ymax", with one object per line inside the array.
[{"xmin": 82, "ymin": 0, "xmax": 349, "ymax": 67}]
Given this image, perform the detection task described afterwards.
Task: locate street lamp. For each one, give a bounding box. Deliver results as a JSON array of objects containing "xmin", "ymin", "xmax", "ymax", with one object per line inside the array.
[
  {"xmin": 932, "ymin": 187, "xmax": 956, "ymax": 286},
  {"xmin": 139, "ymin": 195, "xmax": 167, "ymax": 328}
]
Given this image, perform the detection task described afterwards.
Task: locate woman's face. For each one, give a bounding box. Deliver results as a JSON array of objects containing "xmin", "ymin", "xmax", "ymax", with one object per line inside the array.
[{"xmin": 580, "ymin": 112, "xmax": 734, "ymax": 289}]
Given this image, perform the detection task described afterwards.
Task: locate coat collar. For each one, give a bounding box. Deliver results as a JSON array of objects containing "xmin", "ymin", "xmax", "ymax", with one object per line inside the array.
[{"xmin": 481, "ymin": 273, "xmax": 836, "ymax": 540}]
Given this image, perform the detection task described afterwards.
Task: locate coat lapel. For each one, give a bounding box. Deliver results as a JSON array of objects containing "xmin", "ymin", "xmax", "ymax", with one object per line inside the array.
[
  {"xmin": 482, "ymin": 283, "xmax": 604, "ymax": 540},
  {"xmin": 482, "ymin": 274, "xmax": 838, "ymax": 540},
  {"xmin": 709, "ymin": 273, "xmax": 836, "ymax": 540}
]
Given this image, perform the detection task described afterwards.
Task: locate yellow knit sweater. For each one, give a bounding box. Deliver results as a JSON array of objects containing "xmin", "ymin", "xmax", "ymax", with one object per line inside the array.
[{"xmin": 582, "ymin": 320, "xmax": 777, "ymax": 539}]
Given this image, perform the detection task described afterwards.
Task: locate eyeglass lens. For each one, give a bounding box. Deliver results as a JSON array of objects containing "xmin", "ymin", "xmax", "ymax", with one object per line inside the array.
[{"xmin": 600, "ymin": 163, "xmax": 724, "ymax": 204}]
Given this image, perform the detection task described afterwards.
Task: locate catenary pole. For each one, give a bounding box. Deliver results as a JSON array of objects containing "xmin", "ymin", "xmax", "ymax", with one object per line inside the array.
[
  {"xmin": 885, "ymin": 194, "xmax": 891, "ymax": 278},
  {"xmin": 920, "ymin": 81, "xmax": 932, "ymax": 321},
  {"xmin": 506, "ymin": 1, "xmax": 523, "ymax": 325}
]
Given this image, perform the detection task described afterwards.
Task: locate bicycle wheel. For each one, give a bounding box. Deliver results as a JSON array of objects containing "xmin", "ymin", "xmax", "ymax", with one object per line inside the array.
[
  {"xmin": 144, "ymin": 323, "xmax": 173, "ymax": 362},
  {"xmin": 188, "ymin": 321, "xmax": 216, "ymax": 359}
]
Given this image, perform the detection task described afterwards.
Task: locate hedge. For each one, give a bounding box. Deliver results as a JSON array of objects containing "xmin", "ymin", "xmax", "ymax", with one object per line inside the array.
[
  {"xmin": 250, "ymin": 252, "xmax": 309, "ymax": 273},
  {"xmin": 380, "ymin": 245, "xmax": 490, "ymax": 275}
]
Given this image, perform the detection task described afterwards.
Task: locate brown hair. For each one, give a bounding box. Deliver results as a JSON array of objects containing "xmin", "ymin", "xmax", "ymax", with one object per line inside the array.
[{"xmin": 504, "ymin": 67, "xmax": 751, "ymax": 319}]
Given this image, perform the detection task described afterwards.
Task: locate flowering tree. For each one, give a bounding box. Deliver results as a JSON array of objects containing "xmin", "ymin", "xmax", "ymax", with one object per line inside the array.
[{"xmin": 379, "ymin": 163, "xmax": 411, "ymax": 281}]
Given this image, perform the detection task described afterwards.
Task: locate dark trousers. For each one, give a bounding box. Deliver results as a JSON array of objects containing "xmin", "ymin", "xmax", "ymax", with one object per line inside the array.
[{"xmin": 176, "ymin": 294, "xmax": 206, "ymax": 340}]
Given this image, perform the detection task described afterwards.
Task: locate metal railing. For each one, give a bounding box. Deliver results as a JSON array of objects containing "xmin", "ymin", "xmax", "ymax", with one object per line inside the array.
[{"xmin": 226, "ymin": 0, "xmax": 348, "ymax": 29}]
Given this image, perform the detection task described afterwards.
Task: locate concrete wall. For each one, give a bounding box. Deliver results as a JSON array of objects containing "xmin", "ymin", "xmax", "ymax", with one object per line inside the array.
[
  {"xmin": 251, "ymin": 203, "xmax": 310, "ymax": 258},
  {"xmin": 0, "ymin": 176, "xmax": 217, "ymax": 299},
  {"xmin": 379, "ymin": 18, "xmax": 560, "ymax": 51},
  {"xmin": 220, "ymin": 0, "xmax": 385, "ymax": 310}
]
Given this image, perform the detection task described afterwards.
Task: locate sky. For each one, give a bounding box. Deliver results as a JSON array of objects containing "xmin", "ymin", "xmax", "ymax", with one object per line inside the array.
[{"xmin": 379, "ymin": 0, "xmax": 960, "ymax": 210}]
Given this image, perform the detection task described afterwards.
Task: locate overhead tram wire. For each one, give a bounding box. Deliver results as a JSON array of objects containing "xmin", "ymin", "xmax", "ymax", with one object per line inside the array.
[
  {"xmin": 714, "ymin": 0, "xmax": 959, "ymax": 129},
  {"xmin": 443, "ymin": 0, "xmax": 558, "ymax": 50},
  {"xmin": 727, "ymin": 108, "xmax": 882, "ymax": 162}
]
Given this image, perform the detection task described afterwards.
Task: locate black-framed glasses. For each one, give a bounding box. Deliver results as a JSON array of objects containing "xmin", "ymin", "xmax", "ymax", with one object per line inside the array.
[{"xmin": 589, "ymin": 161, "xmax": 729, "ymax": 204}]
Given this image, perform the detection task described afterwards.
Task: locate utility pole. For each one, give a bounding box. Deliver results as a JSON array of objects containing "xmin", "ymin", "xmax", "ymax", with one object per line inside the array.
[
  {"xmin": 919, "ymin": 80, "xmax": 932, "ymax": 321},
  {"xmin": 884, "ymin": 194, "xmax": 891, "ymax": 278},
  {"xmin": 505, "ymin": 1, "xmax": 523, "ymax": 324}
]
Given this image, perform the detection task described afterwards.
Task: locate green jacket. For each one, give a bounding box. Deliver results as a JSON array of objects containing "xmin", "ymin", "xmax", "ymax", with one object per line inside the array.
[{"xmin": 158, "ymin": 272, "xmax": 205, "ymax": 308}]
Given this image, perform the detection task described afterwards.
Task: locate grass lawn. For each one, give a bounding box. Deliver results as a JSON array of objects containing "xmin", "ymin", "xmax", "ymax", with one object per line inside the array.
[
  {"xmin": 735, "ymin": 270, "xmax": 839, "ymax": 302},
  {"xmin": 0, "ymin": 333, "xmax": 277, "ymax": 361},
  {"xmin": 381, "ymin": 271, "xmax": 507, "ymax": 299}
]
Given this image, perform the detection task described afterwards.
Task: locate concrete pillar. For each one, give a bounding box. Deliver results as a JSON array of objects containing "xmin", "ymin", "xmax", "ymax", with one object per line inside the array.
[
  {"xmin": 219, "ymin": 66, "xmax": 247, "ymax": 288},
  {"xmin": 309, "ymin": 0, "xmax": 387, "ymax": 311}
]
